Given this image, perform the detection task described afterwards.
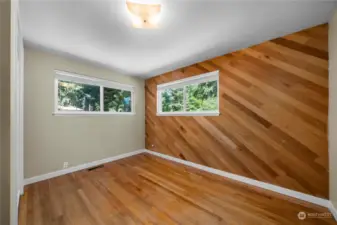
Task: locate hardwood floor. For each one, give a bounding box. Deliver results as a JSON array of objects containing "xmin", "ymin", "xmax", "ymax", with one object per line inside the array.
[{"xmin": 19, "ymin": 153, "xmax": 335, "ymax": 225}]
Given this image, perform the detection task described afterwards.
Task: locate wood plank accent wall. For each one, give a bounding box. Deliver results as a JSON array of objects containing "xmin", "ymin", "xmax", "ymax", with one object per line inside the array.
[{"xmin": 145, "ymin": 24, "xmax": 329, "ymax": 198}]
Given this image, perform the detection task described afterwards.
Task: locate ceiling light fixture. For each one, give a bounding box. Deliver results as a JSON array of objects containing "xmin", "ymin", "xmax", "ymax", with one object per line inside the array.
[{"xmin": 126, "ymin": 0, "xmax": 162, "ymax": 29}]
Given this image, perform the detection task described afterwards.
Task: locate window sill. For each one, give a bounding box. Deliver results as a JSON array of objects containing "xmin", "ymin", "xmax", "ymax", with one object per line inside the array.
[
  {"xmin": 53, "ymin": 111, "xmax": 135, "ymax": 116},
  {"xmin": 156, "ymin": 111, "xmax": 220, "ymax": 116}
]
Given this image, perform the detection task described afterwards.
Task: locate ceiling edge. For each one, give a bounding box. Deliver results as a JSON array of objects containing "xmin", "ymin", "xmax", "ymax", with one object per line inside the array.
[{"xmin": 23, "ymin": 39, "xmax": 147, "ymax": 79}]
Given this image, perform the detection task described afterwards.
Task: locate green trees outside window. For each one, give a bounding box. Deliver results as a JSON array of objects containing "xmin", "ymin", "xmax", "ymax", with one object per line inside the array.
[
  {"xmin": 104, "ymin": 87, "xmax": 132, "ymax": 112},
  {"xmin": 186, "ymin": 80, "xmax": 218, "ymax": 111},
  {"xmin": 57, "ymin": 80, "xmax": 132, "ymax": 113},
  {"xmin": 161, "ymin": 80, "xmax": 218, "ymax": 112},
  {"xmin": 58, "ymin": 80, "xmax": 100, "ymax": 111},
  {"xmin": 161, "ymin": 88, "xmax": 184, "ymax": 112}
]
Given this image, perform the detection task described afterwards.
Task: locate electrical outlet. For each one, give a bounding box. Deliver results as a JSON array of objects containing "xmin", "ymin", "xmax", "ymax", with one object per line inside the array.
[{"xmin": 63, "ymin": 162, "xmax": 69, "ymax": 169}]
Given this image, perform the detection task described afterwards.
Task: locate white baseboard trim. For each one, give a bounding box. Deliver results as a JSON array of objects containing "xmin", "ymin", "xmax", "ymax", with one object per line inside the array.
[
  {"xmin": 143, "ymin": 149, "xmax": 331, "ymax": 208},
  {"xmin": 23, "ymin": 149, "xmax": 144, "ymax": 186},
  {"xmin": 329, "ymin": 202, "xmax": 337, "ymax": 221}
]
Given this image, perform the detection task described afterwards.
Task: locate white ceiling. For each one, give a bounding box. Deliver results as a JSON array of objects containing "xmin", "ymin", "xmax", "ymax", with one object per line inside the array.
[{"xmin": 20, "ymin": 0, "xmax": 337, "ymax": 78}]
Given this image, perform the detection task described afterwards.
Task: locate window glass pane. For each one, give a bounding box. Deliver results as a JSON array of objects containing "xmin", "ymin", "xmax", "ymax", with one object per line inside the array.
[
  {"xmin": 186, "ymin": 80, "xmax": 218, "ymax": 111},
  {"xmin": 161, "ymin": 88, "xmax": 184, "ymax": 112},
  {"xmin": 58, "ymin": 80, "xmax": 100, "ymax": 111},
  {"xmin": 104, "ymin": 87, "xmax": 132, "ymax": 112}
]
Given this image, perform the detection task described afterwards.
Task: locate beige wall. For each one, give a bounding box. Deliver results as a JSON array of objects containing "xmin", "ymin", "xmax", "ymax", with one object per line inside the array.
[
  {"xmin": 0, "ymin": 1, "xmax": 11, "ymax": 224},
  {"xmin": 330, "ymin": 11, "xmax": 337, "ymax": 209},
  {"xmin": 24, "ymin": 47, "xmax": 145, "ymax": 178}
]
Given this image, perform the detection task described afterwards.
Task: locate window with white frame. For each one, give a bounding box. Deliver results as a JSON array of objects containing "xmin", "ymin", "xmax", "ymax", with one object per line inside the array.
[
  {"xmin": 54, "ymin": 70, "xmax": 135, "ymax": 115},
  {"xmin": 157, "ymin": 71, "xmax": 219, "ymax": 116}
]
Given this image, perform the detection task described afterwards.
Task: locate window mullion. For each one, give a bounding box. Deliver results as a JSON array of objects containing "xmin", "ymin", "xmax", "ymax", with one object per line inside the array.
[
  {"xmin": 183, "ymin": 85, "xmax": 187, "ymax": 112},
  {"xmin": 157, "ymin": 90, "xmax": 162, "ymax": 113},
  {"xmin": 100, "ymin": 86, "xmax": 103, "ymax": 112}
]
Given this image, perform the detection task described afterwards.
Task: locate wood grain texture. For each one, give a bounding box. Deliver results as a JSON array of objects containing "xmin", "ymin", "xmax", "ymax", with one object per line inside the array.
[
  {"xmin": 19, "ymin": 154, "xmax": 336, "ymax": 225},
  {"xmin": 145, "ymin": 24, "xmax": 329, "ymax": 198}
]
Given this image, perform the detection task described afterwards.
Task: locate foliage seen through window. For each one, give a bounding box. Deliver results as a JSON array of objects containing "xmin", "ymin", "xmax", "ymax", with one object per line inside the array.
[
  {"xmin": 58, "ymin": 80, "xmax": 100, "ymax": 111},
  {"xmin": 161, "ymin": 88, "xmax": 183, "ymax": 112},
  {"xmin": 104, "ymin": 87, "xmax": 132, "ymax": 112},
  {"xmin": 57, "ymin": 79, "xmax": 134, "ymax": 114},
  {"xmin": 161, "ymin": 80, "xmax": 218, "ymax": 113},
  {"xmin": 187, "ymin": 80, "xmax": 217, "ymax": 111}
]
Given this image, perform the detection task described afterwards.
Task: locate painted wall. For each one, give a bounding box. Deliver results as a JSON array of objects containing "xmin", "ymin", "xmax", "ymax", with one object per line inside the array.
[
  {"xmin": 0, "ymin": 1, "xmax": 11, "ymax": 224},
  {"xmin": 329, "ymin": 11, "xmax": 337, "ymax": 209},
  {"xmin": 24, "ymin": 47, "xmax": 145, "ymax": 178},
  {"xmin": 145, "ymin": 24, "xmax": 329, "ymax": 198}
]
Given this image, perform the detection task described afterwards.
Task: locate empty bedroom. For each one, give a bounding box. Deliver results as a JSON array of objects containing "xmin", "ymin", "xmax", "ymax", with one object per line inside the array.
[{"xmin": 1, "ymin": 0, "xmax": 337, "ymax": 224}]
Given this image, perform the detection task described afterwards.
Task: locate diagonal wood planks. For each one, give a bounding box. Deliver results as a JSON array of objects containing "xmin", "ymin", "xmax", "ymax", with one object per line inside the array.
[{"xmin": 145, "ymin": 24, "xmax": 329, "ymax": 198}]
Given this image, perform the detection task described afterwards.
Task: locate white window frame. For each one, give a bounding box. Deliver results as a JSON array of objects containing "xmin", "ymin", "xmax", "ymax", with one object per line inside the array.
[
  {"xmin": 54, "ymin": 70, "xmax": 135, "ymax": 115},
  {"xmin": 157, "ymin": 70, "xmax": 220, "ymax": 116}
]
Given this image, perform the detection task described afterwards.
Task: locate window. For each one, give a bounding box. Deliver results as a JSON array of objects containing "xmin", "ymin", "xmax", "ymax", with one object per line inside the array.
[
  {"xmin": 157, "ymin": 71, "xmax": 219, "ymax": 116},
  {"xmin": 54, "ymin": 70, "xmax": 135, "ymax": 115}
]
